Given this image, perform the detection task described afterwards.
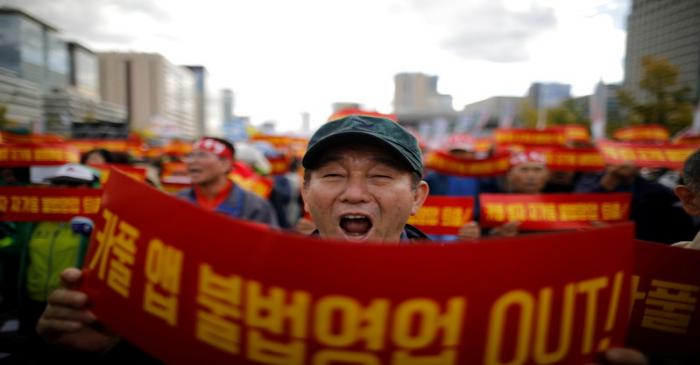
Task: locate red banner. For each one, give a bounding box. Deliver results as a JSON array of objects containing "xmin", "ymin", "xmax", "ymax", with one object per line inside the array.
[
  {"xmin": 443, "ymin": 134, "xmax": 494, "ymax": 153},
  {"xmin": 0, "ymin": 143, "xmax": 80, "ymax": 166},
  {"xmin": 81, "ymin": 169, "xmax": 635, "ymax": 365},
  {"xmin": 407, "ymin": 196, "xmax": 474, "ymax": 235},
  {"xmin": 598, "ymin": 141, "xmax": 700, "ymax": 169},
  {"xmin": 231, "ymin": 173, "xmax": 273, "ymax": 199},
  {"xmin": 0, "ymin": 131, "xmax": 65, "ymax": 144},
  {"xmin": 0, "ymin": 186, "xmax": 102, "ymax": 221},
  {"xmin": 479, "ymin": 193, "xmax": 631, "ymax": 230},
  {"xmin": 162, "ymin": 140, "xmax": 193, "ymax": 156},
  {"xmin": 424, "ymin": 151, "xmax": 511, "ymax": 177},
  {"xmin": 627, "ymin": 241, "xmax": 700, "ymax": 359},
  {"xmin": 673, "ymin": 133, "xmax": 700, "ymax": 145},
  {"xmin": 251, "ymin": 135, "xmax": 309, "ymax": 148},
  {"xmin": 161, "ymin": 162, "xmax": 187, "ymax": 177},
  {"xmin": 159, "ymin": 167, "xmax": 273, "ymax": 198},
  {"xmin": 66, "ymin": 139, "xmax": 145, "ymax": 157},
  {"xmin": 527, "ymin": 147, "xmax": 606, "ymax": 172},
  {"xmin": 494, "ymin": 126, "xmax": 591, "ymax": 147},
  {"xmin": 613, "ymin": 125, "xmax": 670, "ymax": 143},
  {"xmin": 268, "ymin": 156, "xmax": 291, "ymax": 176},
  {"xmin": 425, "ymin": 148, "xmax": 606, "ymax": 175},
  {"xmin": 494, "ymin": 128, "xmax": 568, "ymax": 147},
  {"xmin": 89, "ymin": 164, "xmax": 148, "ymax": 184},
  {"xmin": 327, "ymin": 108, "xmax": 398, "ymax": 122},
  {"xmin": 557, "ymin": 125, "xmax": 591, "ymax": 142}
]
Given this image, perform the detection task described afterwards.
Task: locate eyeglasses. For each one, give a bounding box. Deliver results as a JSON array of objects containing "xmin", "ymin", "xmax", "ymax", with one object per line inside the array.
[{"xmin": 184, "ymin": 151, "xmax": 217, "ymax": 160}]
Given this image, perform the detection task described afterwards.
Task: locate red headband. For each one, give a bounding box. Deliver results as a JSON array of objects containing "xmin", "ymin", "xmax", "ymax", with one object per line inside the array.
[
  {"xmin": 192, "ymin": 138, "xmax": 233, "ymax": 159},
  {"xmin": 510, "ymin": 151, "xmax": 546, "ymax": 166}
]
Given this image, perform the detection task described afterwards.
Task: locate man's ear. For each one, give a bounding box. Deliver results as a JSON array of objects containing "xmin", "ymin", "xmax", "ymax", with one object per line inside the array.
[
  {"xmin": 674, "ymin": 185, "xmax": 700, "ymax": 216},
  {"xmin": 300, "ymin": 181, "xmax": 310, "ymax": 214},
  {"xmin": 410, "ymin": 181, "xmax": 430, "ymax": 216}
]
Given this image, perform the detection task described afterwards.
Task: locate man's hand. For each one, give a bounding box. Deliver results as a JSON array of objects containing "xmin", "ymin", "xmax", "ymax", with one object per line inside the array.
[
  {"xmin": 294, "ymin": 217, "xmax": 316, "ymax": 235},
  {"xmin": 587, "ymin": 348, "xmax": 648, "ymax": 365},
  {"xmin": 600, "ymin": 162, "xmax": 637, "ymax": 191},
  {"xmin": 37, "ymin": 268, "xmax": 119, "ymax": 352},
  {"xmin": 458, "ymin": 221, "xmax": 481, "ymax": 240},
  {"xmin": 490, "ymin": 221, "xmax": 520, "ymax": 237}
]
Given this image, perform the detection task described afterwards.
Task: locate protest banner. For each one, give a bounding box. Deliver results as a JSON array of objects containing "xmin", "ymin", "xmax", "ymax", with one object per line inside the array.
[
  {"xmin": 407, "ymin": 196, "xmax": 474, "ymax": 235},
  {"xmin": 81, "ymin": 169, "xmax": 635, "ymax": 365},
  {"xmin": 598, "ymin": 141, "xmax": 699, "ymax": 169},
  {"xmin": 479, "ymin": 193, "xmax": 631, "ymax": 230},
  {"xmin": 0, "ymin": 187, "xmax": 102, "ymax": 221},
  {"xmin": 613, "ymin": 125, "xmax": 670, "ymax": 143},
  {"xmin": 627, "ymin": 241, "xmax": 700, "ymax": 360},
  {"xmin": 424, "ymin": 151, "xmax": 511, "ymax": 177},
  {"xmin": 0, "ymin": 143, "xmax": 80, "ymax": 166}
]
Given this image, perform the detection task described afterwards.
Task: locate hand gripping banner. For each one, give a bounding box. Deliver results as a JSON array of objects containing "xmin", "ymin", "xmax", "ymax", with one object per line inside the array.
[{"xmin": 80, "ymin": 169, "xmax": 636, "ymax": 364}]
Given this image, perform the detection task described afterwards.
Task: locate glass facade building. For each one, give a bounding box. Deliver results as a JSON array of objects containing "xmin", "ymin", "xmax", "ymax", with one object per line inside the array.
[{"xmin": 624, "ymin": 0, "xmax": 700, "ymax": 100}]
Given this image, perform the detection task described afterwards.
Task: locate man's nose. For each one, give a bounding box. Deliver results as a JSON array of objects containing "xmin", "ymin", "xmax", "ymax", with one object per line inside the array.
[{"xmin": 340, "ymin": 177, "xmax": 371, "ymax": 203}]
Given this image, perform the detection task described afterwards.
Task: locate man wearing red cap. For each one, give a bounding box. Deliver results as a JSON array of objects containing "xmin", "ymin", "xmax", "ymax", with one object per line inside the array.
[
  {"xmin": 179, "ymin": 137, "xmax": 277, "ymax": 226},
  {"xmin": 505, "ymin": 151, "xmax": 550, "ymax": 194},
  {"xmin": 458, "ymin": 151, "xmax": 550, "ymax": 239}
]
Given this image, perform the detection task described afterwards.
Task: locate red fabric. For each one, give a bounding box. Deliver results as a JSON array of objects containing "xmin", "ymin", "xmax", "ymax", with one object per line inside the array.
[
  {"xmin": 192, "ymin": 138, "xmax": 233, "ymax": 159},
  {"xmin": 509, "ymin": 150, "xmax": 546, "ymax": 166},
  {"xmin": 193, "ymin": 179, "xmax": 233, "ymax": 211},
  {"xmin": 81, "ymin": 169, "xmax": 644, "ymax": 365}
]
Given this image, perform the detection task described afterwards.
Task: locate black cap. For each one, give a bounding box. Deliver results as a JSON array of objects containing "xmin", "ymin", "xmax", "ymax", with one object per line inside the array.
[{"xmin": 302, "ymin": 115, "xmax": 423, "ymax": 176}]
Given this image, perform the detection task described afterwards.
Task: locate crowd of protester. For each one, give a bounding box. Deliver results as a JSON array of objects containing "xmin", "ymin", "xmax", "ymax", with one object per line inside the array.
[{"xmin": 0, "ymin": 114, "xmax": 698, "ymax": 364}]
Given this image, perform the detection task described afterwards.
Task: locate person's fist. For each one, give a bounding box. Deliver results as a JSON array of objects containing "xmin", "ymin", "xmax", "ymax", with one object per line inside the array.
[
  {"xmin": 490, "ymin": 221, "xmax": 520, "ymax": 237},
  {"xmin": 37, "ymin": 268, "xmax": 119, "ymax": 352},
  {"xmin": 458, "ymin": 221, "xmax": 481, "ymax": 240}
]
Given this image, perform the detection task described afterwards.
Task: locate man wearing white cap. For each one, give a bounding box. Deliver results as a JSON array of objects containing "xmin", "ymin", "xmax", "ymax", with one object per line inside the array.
[{"xmin": 8, "ymin": 163, "xmax": 99, "ymax": 343}]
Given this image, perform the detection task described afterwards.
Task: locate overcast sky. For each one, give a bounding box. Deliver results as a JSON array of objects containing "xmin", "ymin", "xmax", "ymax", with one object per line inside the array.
[{"xmin": 6, "ymin": 0, "xmax": 629, "ymax": 133}]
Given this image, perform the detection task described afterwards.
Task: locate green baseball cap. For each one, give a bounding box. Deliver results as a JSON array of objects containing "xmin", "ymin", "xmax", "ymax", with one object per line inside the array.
[{"xmin": 302, "ymin": 115, "xmax": 423, "ymax": 176}]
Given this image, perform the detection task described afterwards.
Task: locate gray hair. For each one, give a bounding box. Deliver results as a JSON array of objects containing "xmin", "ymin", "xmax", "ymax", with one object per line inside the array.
[{"xmin": 682, "ymin": 149, "xmax": 700, "ymax": 192}]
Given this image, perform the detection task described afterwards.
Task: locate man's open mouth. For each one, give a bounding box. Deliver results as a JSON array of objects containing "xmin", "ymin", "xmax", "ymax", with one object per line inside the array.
[{"xmin": 339, "ymin": 214, "xmax": 373, "ymax": 237}]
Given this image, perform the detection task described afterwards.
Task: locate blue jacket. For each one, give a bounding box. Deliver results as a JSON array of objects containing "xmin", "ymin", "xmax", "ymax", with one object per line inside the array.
[{"xmin": 177, "ymin": 184, "xmax": 278, "ymax": 227}]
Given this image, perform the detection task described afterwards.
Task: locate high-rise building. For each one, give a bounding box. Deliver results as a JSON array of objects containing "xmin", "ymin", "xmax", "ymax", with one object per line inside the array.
[
  {"xmin": 44, "ymin": 42, "xmax": 126, "ymax": 137},
  {"xmin": 462, "ymin": 96, "xmax": 523, "ymax": 128},
  {"xmin": 393, "ymin": 73, "xmax": 453, "ymax": 114},
  {"xmin": 624, "ymin": 0, "xmax": 700, "ymax": 100},
  {"xmin": 0, "ymin": 7, "xmax": 68, "ymax": 91},
  {"xmin": 331, "ymin": 102, "xmax": 361, "ymax": 113},
  {"xmin": 0, "ymin": 68, "xmax": 43, "ymax": 129},
  {"xmin": 222, "ymin": 116, "xmax": 248, "ymax": 142},
  {"xmin": 68, "ymin": 42, "xmax": 100, "ymax": 101},
  {"xmin": 99, "ymin": 52, "xmax": 197, "ymax": 139},
  {"xmin": 222, "ymin": 88, "xmax": 234, "ymax": 124},
  {"xmin": 185, "ymin": 65, "xmax": 207, "ymax": 137},
  {"xmin": 527, "ymin": 82, "xmax": 572, "ymax": 110},
  {"xmin": 301, "ymin": 112, "xmax": 310, "ymax": 134},
  {"xmin": 0, "ymin": 8, "xmax": 125, "ymax": 135}
]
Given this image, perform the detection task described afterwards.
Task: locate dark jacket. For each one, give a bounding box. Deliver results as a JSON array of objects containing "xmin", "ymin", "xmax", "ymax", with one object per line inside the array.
[{"xmin": 575, "ymin": 174, "xmax": 695, "ymax": 244}]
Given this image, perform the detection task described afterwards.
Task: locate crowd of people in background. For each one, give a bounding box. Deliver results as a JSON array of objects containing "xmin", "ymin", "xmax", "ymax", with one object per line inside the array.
[{"xmin": 0, "ymin": 114, "xmax": 699, "ymax": 364}]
